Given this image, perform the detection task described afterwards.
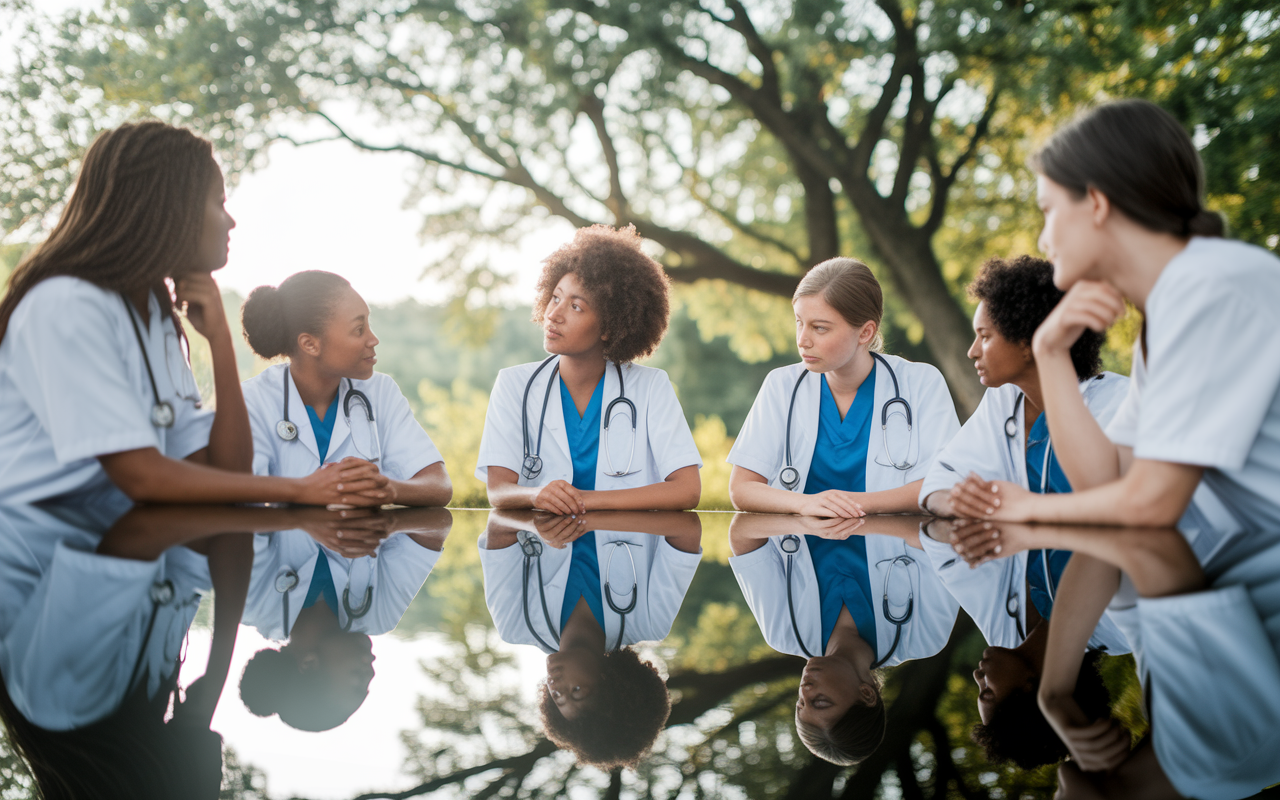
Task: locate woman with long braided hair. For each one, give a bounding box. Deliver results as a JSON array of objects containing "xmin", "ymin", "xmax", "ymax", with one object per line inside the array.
[{"xmin": 0, "ymin": 120, "xmax": 387, "ymax": 507}]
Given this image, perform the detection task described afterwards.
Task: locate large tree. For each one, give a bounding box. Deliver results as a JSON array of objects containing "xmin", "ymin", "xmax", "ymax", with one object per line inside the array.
[{"xmin": 2, "ymin": 0, "xmax": 1276, "ymax": 413}]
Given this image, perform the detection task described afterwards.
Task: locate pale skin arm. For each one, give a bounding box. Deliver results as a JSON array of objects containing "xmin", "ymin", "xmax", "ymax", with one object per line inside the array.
[
  {"xmin": 485, "ymin": 464, "xmax": 701, "ymax": 513},
  {"xmin": 948, "ymin": 458, "xmax": 1202, "ymax": 528},
  {"xmin": 1032, "ymin": 281, "xmax": 1130, "ymax": 488},
  {"xmin": 729, "ymin": 464, "xmax": 924, "ymax": 517}
]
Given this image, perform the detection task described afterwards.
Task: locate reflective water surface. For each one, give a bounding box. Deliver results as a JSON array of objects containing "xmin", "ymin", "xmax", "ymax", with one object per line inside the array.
[{"xmin": 1, "ymin": 498, "xmax": 1277, "ymax": 799}]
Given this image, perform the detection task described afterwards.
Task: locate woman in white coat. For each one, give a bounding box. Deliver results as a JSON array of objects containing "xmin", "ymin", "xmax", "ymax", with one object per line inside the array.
[
  {"xmin": 729, "ymin": 257, "xmax": 960, "ymax": 517},
  {"xmin": 477, "ymin": 224, "xmax": 702, "ymax": 513},
  {"xmin": 239, "ymin": 270, "xmax": 451, "ymax": 507},
  {"xmin": 919, "ymin": 255, "xmax": 1128, "ymax": 515},
  {"xmin": 0, "ymin": 121, "xmax": 369, "ymax": 508}
]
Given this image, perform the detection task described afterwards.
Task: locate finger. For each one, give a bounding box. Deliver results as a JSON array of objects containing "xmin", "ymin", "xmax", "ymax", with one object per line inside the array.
[{"xmin": 334, "ymin": 478, "xmax": 384, "ymax": 493}]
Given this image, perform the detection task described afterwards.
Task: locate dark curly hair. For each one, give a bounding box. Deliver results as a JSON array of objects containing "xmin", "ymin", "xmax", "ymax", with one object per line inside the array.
[
  {"xmin": 795, "ymin": 671, "xmax": 886, "ymax": 766},
  {"xmin": 538, "ymin": 647, "xmax": 671, "ymax": 769},
  {"xmin": 969, "ymin": 255, "xmax": 1104, "ymax": 379},
  {"xmin": 239, "ymin": 646, "xmax": 369, "ymax": 732},
  {"xmin": 971, "ymin": 650, "xmax": 1115, "ymax": 770},
  {"xmin": 533, "ymin": 224, "xmax": 671, "ymax": 364}
]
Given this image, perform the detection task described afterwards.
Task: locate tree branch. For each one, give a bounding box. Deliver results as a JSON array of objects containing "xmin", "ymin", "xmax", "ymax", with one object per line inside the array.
[
  {"xmin": 346, "ymin": 741, "xmax": 557, "ymax": 800},
  {"xmin": 922, "ymin": 84, "xmax": 1001, "ymax": 236},
  {"xmin": 578, "ymin": 90, "xmax": 629, "ymax": 218},
  {"xmin": 850, "ymin": 0, "xmax": 915, "ymax": 179},
  {"xmin": 307, "ymin": 109, "xmax": 505, "ymax": 182},
  {"xmin": 720, "ymin": 0, "xmax": 780, "ymax": 101}
]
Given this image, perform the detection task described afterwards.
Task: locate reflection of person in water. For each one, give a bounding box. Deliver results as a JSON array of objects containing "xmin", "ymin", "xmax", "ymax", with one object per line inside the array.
[
  {"xmin": 920, "ymin": 519, "xmax": 1126, "ymax": 770},
  {"xmin": 0, "ymin": 503, "xmax": 259, "ymax": 799},
  {"xmin": 238, "ymin": 507, "xmax": 451, "ymax": 732},
  {"xmin": 729, "ymin": 514, "xmax": 958, "ymax": 766},
  {"xmin": 480, "ymin": 509, "xmax": 702, "ymax": 768}
]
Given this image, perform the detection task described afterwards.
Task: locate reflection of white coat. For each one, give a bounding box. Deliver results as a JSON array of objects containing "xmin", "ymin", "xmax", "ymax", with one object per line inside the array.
[
  {"xmin": 240, "ymin": 528, "xmax": 439, "ymax": 641},
  {"xmin": 728, "ymin": 358, "xmax": 960, "ymax": 494},
  {"xmin": 0, "ymin": 279, "xmax": 213, "ymax": 504},
  {"xmin": 1106, "ymin": 529, "xmax": 1280, "ymax": 800},
  {"xmin": 242, "ymin": 363, "xmax": 442, "ymax": 479},
  {"xmin": 729, "ymin": 533, "xmax": 959, "ymax": 665},
  {"xmin": 478, "ymin": 530, "xmax": 701, "ymax": 654},
  {"xmin": 918, "ymin": 533, "xmax": 1130, "ymax": 653},
  {"xmin": 918, "ymin": 373, "xmax": 1128, "ymax": 504},
  {"xmin": 475, "ymin": 359, "xmax": 702, "ymax": 490},
  {"xmin": 0, "ymin": 501, "xmax": 209, "ymax": 730}
]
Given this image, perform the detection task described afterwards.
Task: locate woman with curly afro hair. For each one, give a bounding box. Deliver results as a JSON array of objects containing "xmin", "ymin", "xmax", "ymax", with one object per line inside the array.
[
  {"xmin": 919, "ymin": 254, "xmax": 1126, "ymax": 517},
  {"xmin": 476, "ymin": 224, "xmax": 702, "ymax": 512}
]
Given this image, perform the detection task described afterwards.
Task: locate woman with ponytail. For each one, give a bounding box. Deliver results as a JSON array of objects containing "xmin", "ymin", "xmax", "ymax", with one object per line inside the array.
[
  {"xmin": 949, "ymin": 99, "xmax": 1280, "ymax": 532},
  {"xmin": 238, "ymin": 271, "xmax": 451, "ymax": 506},
  {"xmin": 0, "ymin": 121, "xmax": 377, "ymax": 506}
]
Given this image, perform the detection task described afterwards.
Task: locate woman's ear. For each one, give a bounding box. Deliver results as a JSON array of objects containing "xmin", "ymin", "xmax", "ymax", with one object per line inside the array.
[
  {"xmin": 859, "ymin": 320, "xmax": 879, "ymax": 347},
  {"xmin": 859, "ymin": 683, "xmax": 878, "ymax": 707},
  {"xmin": 297, "ymin": 332, "xmax": 321, "ymax": 358},
  {"xmin": 1087, "ymin": 186, "xmax": 1113, "ymax": 228}
]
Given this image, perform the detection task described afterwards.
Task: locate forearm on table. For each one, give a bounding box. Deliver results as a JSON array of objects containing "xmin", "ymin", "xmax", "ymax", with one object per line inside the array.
[
  {"xmin": 729, "ymin": 467, "xmax": 803, "ymax": 513},
  {"xmin": 205, "ymin": 333, "xmax": 254, "ymax": 473},
  {"xmin": 583, "ymin": 466, "xmax": 701, "ymax": 511},
  {"xmin": 859, "ymin": 481, "xmax": 925, "ymax": 514},
  {"xmin": 101, "ymin": 448, "xmax": 300, "ymax": 504},
  {"xmin": 390, "ymin": 462, "xmax": 453, "ymax": 507},
  {"xmin": 1020, "ymin": 462, "xmax": 1199, "ymax": 527},
  {"xmin": 1022, "ymin": 525, "xmax": 1203, "ymax": 598},
  {"xmin": 1038, "ymin": 353, "xmax": 1121, "ymax": 488},
  {"xmin": 99, "ymin": 505, "xmax": 303, "ymax": 559}
]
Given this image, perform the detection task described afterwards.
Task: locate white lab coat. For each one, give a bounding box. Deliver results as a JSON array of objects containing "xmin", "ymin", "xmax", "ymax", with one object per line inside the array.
[
  {"xmin": 728, "ymin": 357, "xmax": 960, "ymax": 495},
  {"xmin": 242, "ymin": 363, "xmax": 443, "ymax": 480},
  {"xmin": 918, "ymin": 532, "xmax": 1131, "ymax": 653},
  {"xmin": 0, "ymin": 502, "xmax": 209, "ymax": 730},
  {"xmin": 0, "ymin": 278, "xmax": 213, "ymax": 504},
  {"xmin": 475, "ymin": 359, "xmax": 703, "ymax": 490},
  {"xmin": 728, "ymin": 533, "xmax": 960, "ymax": 664},
  {"xmin": 1105, "ymin": 529, "xmax": 1280, "ymax": 799},
  {"xmin": 240, "ymin": 528, "xmax": 440, "ymax": 641},
  {"xmin": 478, "ymin": 530, "xmax": 701, "ymax": 653},
  {"xmin": 917, "ymin": 372, "xmax": 1128, "ymax": 505}
]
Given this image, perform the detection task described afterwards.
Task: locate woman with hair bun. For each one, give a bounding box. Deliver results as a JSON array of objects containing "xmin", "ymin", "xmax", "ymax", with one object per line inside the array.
[
  {"xmin": 949, "ymin": 98, "xmax": 1280, "ymax": 532},
  {"xmin": 0, "ymin": 120, "xmax": 373, "ymax": 506},
  {"xmin": 238, "ymin": 271, "xmax": 451, "ymax": 507}
]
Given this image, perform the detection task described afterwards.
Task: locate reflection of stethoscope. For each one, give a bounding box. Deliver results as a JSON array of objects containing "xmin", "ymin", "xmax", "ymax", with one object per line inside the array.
[
  {"xmin": 276, "ymin": 367, "xmax": 381, "ymax": 464},
  {"xmin": 128, "ymin": 579, "xmax": 201, "ymax": 692},
  {"xmin": 123, "ymin": 295, "xmax": 196, "ymax": 429},
  {"xmin": 778, "ymin": 352, "xmax": 915, "ymax": 490},
  {"xmin": 780, "ymin": 534, "xmax": 913, "ymax": 667},
  {"xmin": 274, "ymin": 557, "xmax": 374, "ymax": 637},
  {"xmin": 1003, "ymin": 548, "xmax": 1060, "ymax": 642},
  {"xmin": 520, "ymin": 355, "xmax": 637, "ymax": 480},
  {"xmin": 517, "ymin": 531, "xmax": 638, "ymax": 651}
]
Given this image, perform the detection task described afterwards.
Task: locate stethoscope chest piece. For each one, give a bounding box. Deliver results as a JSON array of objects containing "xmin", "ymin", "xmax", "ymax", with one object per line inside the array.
[
  {"xmin": 150, "ymin": 401, "xmax": 175, "ymax": 429},
  {"xmin": 1004, "ymin": 416, "xmax": 1018, "ymax": 438},
  {"xmin": 277, "ymin": 419, "xmax": 299, "ymax": 441},
  {"xmin": 522, "ymin": 454, "xmax": 543, "ymax": 481},
  {"xmin": 779, "ymin": 465, "xmax": 801, "ymax": 491},
  {"xmin": 275, "ymin": 570, "xmax": 300, "ymax": 593}
]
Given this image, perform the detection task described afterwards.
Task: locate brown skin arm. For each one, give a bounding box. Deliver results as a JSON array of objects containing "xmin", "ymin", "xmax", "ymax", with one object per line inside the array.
[
  {"xmin": 483, "ymin": 508, "xmax": 701, "ymax": 552},
  {"xmin": 97, "ymin": 446, "xmax": 390, "ymax": 506}
]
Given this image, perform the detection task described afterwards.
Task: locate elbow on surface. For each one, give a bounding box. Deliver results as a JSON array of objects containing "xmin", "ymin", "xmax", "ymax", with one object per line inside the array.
[{"xmin": 1115, "ymin": 490, "xmax": 1184, "ymax": 529}]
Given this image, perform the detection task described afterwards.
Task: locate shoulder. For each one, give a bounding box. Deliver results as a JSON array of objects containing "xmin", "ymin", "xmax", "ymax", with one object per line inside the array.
[
  {"xmin": 877, "ymin": 353, "xmax": 947, "ymax": 388},
  {"xmin": 494, "ymin": 359, "xmax": 553, "ymax": 388},
  {"xmin": 760, "ymin": 362, "xmax": 809, "ymax": 391},
  {"xmin": 1157, "ymin": 238, "xmax": 1280, "ymax": 303},
  {"xmin": 619, "ymin": 362, "xmax": 673, "ymax": 388},
  {"xmin": 1083, "ymin": 371, "xmax": 1129, "ymax": 392},
  {"xmin": 357, "ymin": 371, "xmax": 406, "ymax": 396},
  {"xmin": 241, "ymin": 364, "xmax": 286, "ymax": 400},
  {"xmin": 13, "ymin": 277, "xmax": 118, "ymax": 324}
]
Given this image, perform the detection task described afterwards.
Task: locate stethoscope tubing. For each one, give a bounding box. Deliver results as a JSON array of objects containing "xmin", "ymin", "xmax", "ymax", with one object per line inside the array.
[
  {"xmin": 277, "ymin": 367, "xmax": 379, "ymax": 462},
  {"xmin": 122, "ymin": 293, "xmax": 177, "ymax": 429},
  {"xmin": 778, "ymin": 352, "xmax": 915, "ymax": 488},
  {"xmin": 518, "ymin": 531, "xmax": 638, "ymax": 652},
  {"xmin": 521, "ymin": 357, "xmax": 637, "ymax": 481}
]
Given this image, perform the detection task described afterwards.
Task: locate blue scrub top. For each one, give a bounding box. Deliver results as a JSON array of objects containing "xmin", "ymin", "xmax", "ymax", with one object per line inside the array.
[
  {"xmin": 303, "ymin": 547, "xmax": 340, "ymax": 613},
  {"xmin": 559, "ymin": 376, "xmax": 606, "ymax": 630},
  {"xmin": 559, "ymin": 530, "xmax": 605, "ymax": 630},
  {"xmin": 560, "ymin": 377, "xmax": 604, "ymax": 492},
  {"xmin": 1025, "ymin": 414, "xmax": 1072, "ymax": 495},
  {"xmin": 1027, "ymin": 548, "xmax": 1072, "ymax": 622},
  {"xmin": 803, "ymin": 366, "xmax": 878, "ymax": 653},
  {"xmin": 803, "ymin": 366, "xmax": 877, "ymax": 495},
  {"xmin": 808, "ymin": 537, "xmax": 879, "ymax": 655},
  {"xmin": 306, "ymin": 400, "xmax": 339, "ymax": 462}
]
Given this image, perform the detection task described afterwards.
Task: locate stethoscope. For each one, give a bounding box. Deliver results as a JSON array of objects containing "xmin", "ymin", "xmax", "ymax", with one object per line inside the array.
[
  {"xmin": 128, "ymin": 579, "xmax": 201, "ymax": 693},
  {"xmin": 780, "ymin": 534, "xmax": 913, "ymax": 667},
  {"xmin": 778, "ymin": 352, "xmax": 914, "ymax": 490},
  {"xmin": 520, "ymin": 355, "xmax": 637, "ymax": 480},
  {"xmin": 1003, "ymin": 547, "xmax": 1059, "ymax": 642},
  {"xmin": 517, "ymin": 530, "xmax": 638, "ymax": 652},
  {"xmin": 1004, "ymin": 392, "xmax": 1055, "ymax": 495},
  {"xmin": 274, "ymin": 555, "xmax": 374, "ymax": 637},
  {"xmin": 276, "ymin": 366, "xmax": 381, "ymax": 464},
  {"xmin": 122, "ymin": 294, "xmax": 179, "ymax": 429}
]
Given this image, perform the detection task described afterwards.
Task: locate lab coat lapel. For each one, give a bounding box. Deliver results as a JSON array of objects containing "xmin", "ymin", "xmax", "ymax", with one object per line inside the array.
[
  {"xmin": 794, "ymin": 370, "xmax": 821, "ymax": 485},
  {"xmin": 327, "ymin": 385, "xmax": 353, "ymax": 461},
  {"xmin": 284, "ymin": 369, "xmax": 320, "ymax": 462}
]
